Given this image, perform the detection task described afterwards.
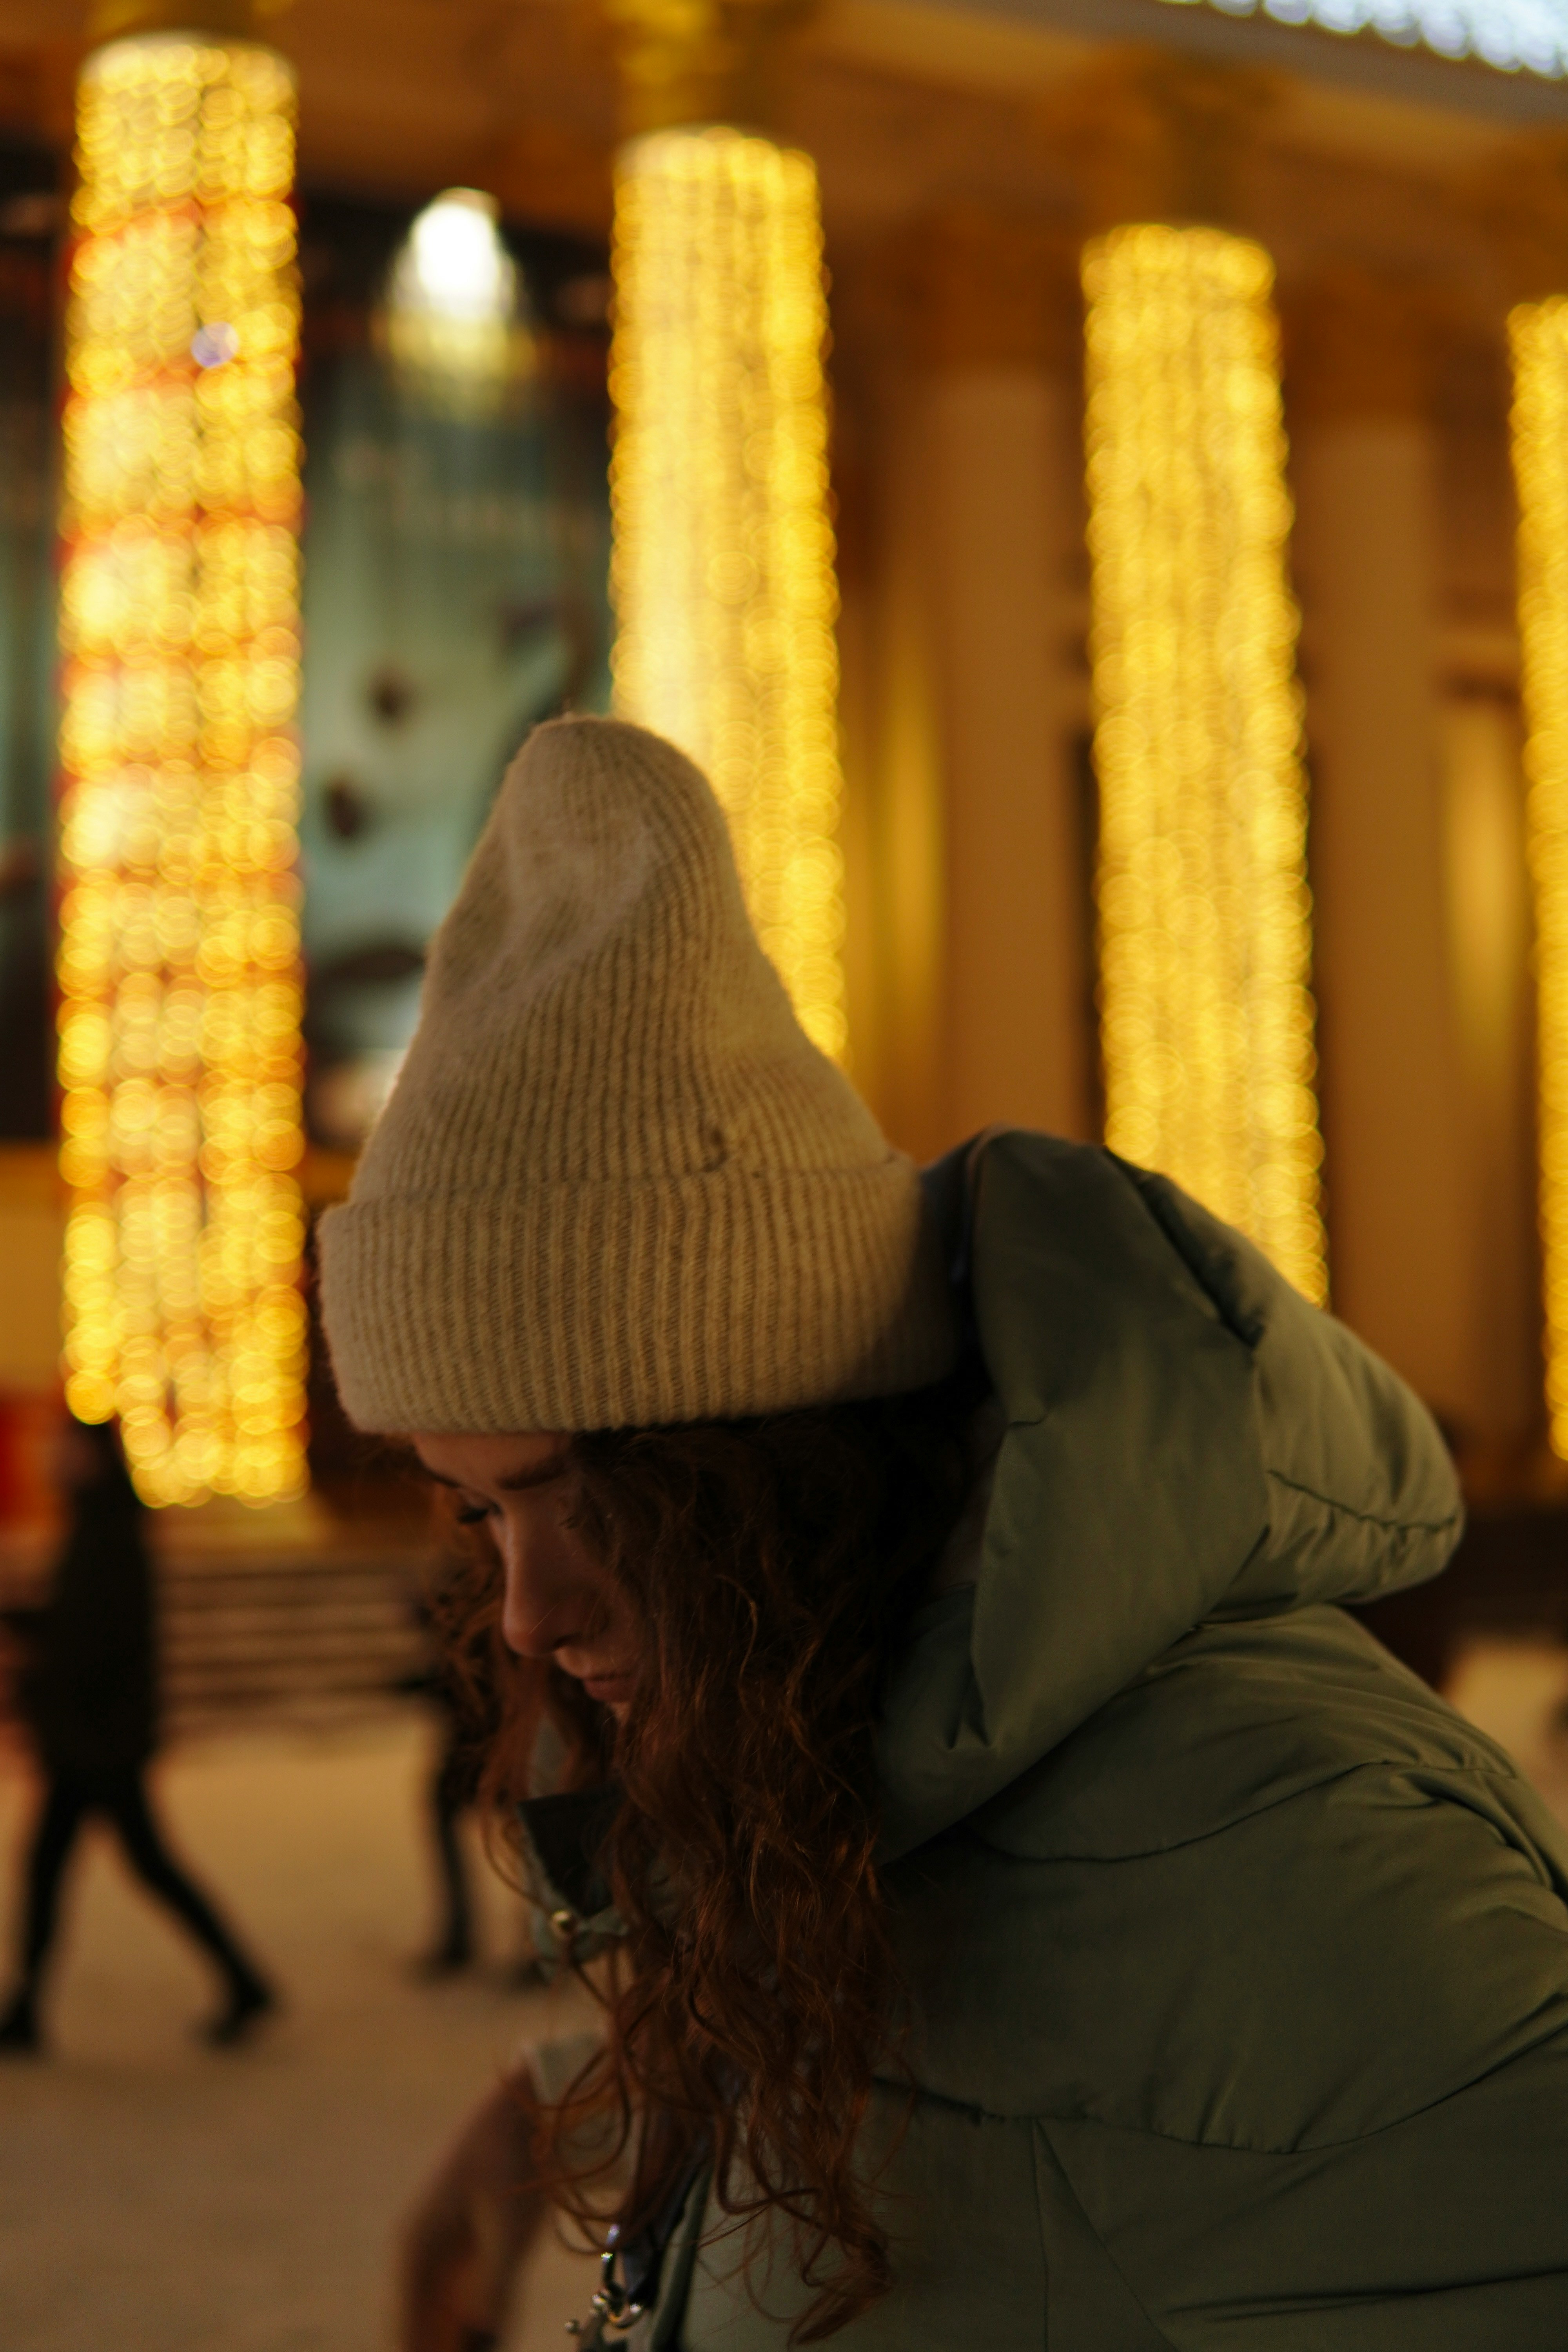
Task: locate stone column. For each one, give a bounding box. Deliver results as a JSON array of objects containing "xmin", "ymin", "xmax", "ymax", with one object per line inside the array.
[
  {"xmin": 833, "ymin": 349, "xmax": 951, "ymax": 1161},
  {"xmin": 1288, "ymin": 280, "xmax": 1477, "ymax": 1426},
  {"xmin": 907, "ymin": 217, "xmax": 1092, "ymax": 1149},
  {"xmin": 833, "ymin": 216, "xmax": 1093, "ymax": 1159},
  {"xmin": 1441, "ymin": 685, "xmax": 1540, "ymax": 1443}
]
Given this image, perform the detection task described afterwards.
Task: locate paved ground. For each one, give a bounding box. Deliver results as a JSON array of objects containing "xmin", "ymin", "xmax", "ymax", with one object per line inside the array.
[
  {"xmin": 1446, "ymin": 1635, "xmax": 1568, "ymax": 1822},
  {"xmin": 0, "ymin": 1713, "xmax": 599, "ymax": 2352},
  {"xmin": 2, "ymin": 1642, "xmax": 1567, "ymax": 2352}
]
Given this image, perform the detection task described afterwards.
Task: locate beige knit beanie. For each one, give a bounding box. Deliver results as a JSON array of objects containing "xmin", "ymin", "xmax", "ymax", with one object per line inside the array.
[{"xmin": 318, "ymin": 716, "xmax": 955, "ymax": 1432}]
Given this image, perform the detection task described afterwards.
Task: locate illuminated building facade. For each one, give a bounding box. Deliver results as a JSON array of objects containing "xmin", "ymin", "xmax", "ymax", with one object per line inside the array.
[
  {"xmin": 56, "ymin": 27, "xmax": 307, "ymax": 1504},
  {"xmin": 0, "ymin": 0, "xmax": 1554, "ymax": 1519},
  {"xmin": 1082, "ymin": 223, "xmax": 1327, "ymax": 1303}
]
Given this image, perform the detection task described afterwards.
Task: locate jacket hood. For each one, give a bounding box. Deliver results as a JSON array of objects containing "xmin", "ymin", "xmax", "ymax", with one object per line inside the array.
[{"xmin": 877, "ymin": 1132, "xmax": 1464, "ymax": 1862}]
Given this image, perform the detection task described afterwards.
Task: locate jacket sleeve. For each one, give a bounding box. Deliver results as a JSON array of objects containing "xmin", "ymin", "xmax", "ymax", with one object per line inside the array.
[
  {"xmin": 1120, "ymin": 1163, "xmax": 1465, "ymax": 1614},
  {"xmin": 1042, "ymin": 2031, "xmax": 1568, "ymax": 2352}
]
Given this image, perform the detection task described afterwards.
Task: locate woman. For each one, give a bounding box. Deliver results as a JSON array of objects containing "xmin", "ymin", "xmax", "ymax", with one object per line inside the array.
[
  {"xmin": 0, "ymin": 1416, "xmax": 275, "ymax": 2054},
  {"xmin": 320, "ymin": 717, "xmax": 1568, "ymax": 2349}
]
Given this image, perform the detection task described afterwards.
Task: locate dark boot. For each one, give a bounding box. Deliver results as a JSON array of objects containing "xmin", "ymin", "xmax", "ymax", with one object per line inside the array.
[
  {"xmin": 201, "ymin": 1967, "xmax": 278, "ymax": 2050},
  {"xmin": 0, "ymin": 1987, "xmax": 41, "ymax": 2056}
]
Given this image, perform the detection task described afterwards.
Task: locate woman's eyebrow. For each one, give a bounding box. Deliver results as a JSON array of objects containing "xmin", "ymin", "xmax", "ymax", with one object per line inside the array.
[
  {"xmin": 499, "ymin": 1451, "xmax": 572, "ymax": 1493},
  {"xmin": 419, "ymin": 1451, "xmax": 572, "ymax": 1494}
]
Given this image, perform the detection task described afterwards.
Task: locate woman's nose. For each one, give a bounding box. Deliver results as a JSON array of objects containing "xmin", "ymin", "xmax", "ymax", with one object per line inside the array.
[{"xmin": 498, "ymin": 1526, "xmax": 573, "ymax": 1659}]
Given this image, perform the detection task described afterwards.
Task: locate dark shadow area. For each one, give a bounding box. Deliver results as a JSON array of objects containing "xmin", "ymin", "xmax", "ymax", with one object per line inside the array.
[
  {"xmin": 0, "ymin": 139, "xmax": 60, "ymax": 1143},
  {"xmin": 1354, "ymin": 1499, "xmax": 1568, "ymax": 1689}
]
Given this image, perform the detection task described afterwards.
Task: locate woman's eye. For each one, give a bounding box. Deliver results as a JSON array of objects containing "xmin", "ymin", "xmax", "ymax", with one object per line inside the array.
[{"xmin": 454, "ymin": 1502, "xmax": 491, "ymax": 1526}]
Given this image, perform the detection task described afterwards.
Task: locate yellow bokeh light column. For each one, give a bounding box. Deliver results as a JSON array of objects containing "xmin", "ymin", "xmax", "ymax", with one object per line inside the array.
[
  {"xmin": 1509, "ymin": 298, "xmax": 1568, "ymax": 1455},
  {"xmin": 1082, "ymin": 224, "xmax": 1327, "ymax": 1301},
  {"xmin": 606, "ymin": 8, "xmax": 847, "ymax": 1060},
  {"xmin": 56, "ymin": 17, "xmax": 308, "ymax": 1505}
]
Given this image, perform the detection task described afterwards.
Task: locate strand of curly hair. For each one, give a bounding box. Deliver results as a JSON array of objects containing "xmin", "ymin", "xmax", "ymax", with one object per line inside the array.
[{"xmin": 428, "ymin": 1371, "xmax": 982, "ymax": 2345}]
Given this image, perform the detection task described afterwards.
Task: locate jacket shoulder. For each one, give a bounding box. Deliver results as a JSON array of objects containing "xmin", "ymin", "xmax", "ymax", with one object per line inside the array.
[{"xmin": 1119, "ymin": 1158, "xmax": 1463, "ymax": 1610}]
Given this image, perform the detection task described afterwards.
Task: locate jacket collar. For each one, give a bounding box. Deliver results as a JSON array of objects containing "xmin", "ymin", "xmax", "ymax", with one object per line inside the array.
[{"xmin": 878, "ymin": 1131, "xmax": 1269, "ymax": 1862}]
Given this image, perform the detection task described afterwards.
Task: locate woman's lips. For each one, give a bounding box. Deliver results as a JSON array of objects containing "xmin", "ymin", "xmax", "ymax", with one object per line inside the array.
[{"xmin": 577, "ymin": 1670, "xmax": 635, "ymax": 1704}]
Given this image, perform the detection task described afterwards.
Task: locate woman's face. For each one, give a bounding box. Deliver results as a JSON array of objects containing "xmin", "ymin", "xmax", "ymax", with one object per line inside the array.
[{"xmin": 412, "ymin": 1430, "xmax": 642, "ymax": 1710}]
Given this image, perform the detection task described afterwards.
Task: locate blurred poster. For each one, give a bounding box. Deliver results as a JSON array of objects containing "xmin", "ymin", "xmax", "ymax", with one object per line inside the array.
[{"xmin": 296, "ymin": 196, "xmax": 612, "ymax": 1147}]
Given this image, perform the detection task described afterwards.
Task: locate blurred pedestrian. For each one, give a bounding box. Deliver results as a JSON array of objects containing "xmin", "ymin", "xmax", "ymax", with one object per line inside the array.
[
  {"xmin": 0, "ymin": 1414, "xmax": 276, "ymax": 2055},
  {"xmin": 401, "ymin": 1558, "xmax": 554, "ymax": 1984},
  {"xmin": 397, "ymin": 1582, "xmax": 485, "ymax": 1977}
]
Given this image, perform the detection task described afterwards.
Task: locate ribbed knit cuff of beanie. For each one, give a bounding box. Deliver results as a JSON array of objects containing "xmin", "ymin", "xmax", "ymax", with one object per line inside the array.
[{"xmin": 318, "ymin": 717, "xmax": 956, "ymax": 1435}]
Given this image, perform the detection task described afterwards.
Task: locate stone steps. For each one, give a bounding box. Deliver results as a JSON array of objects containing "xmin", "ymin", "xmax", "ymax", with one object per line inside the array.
[{"xmin": 0, "ymin": 1523, "xmax": 442, "ymax": 1743}]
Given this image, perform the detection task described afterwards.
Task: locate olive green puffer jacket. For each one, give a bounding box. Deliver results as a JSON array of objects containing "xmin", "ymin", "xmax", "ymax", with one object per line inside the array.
[{"xmin": 652, "ymin": 1131, "xmax": 1568, "ymax": 2350}]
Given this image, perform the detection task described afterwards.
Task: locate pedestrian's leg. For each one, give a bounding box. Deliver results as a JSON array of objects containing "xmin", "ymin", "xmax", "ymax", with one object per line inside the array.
[
  {"xmin": 0, "ymin": 1773, "xmax": 91, "ymax": 2052},
  {"xmin": 424, "ymin": 1742, "xmax": 474, "ymax": 1972},
  {"xmin": 103, "ymin": 1771, "xmax": 276, "ymax": 2044}
]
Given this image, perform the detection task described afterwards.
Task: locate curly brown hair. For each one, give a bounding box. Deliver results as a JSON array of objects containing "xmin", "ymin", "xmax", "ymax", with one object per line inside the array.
[{"xmin": 431, "ymin": 1371, "xmax": 982, "ymax": 2343}]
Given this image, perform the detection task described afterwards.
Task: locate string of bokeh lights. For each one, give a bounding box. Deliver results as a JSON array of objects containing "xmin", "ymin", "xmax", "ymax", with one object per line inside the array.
[
  {"xmin": 1083, "ymin": 223, "xmax": 1328, "ymax": 1303},
  {"xmin": 609, "ymin": 127, "xmax": 848, "ymax": 1065},
  {"xmin": 1156, "ymin": 0, "xmax": 1568, "ymax": 80},
  {"xmin": 1509, "ymin": 298, "xmax": 1568, "ymax": 1457},
  {"xmin": 56, "ymin": 32, "xmax": 308, "ymax": 1506}
]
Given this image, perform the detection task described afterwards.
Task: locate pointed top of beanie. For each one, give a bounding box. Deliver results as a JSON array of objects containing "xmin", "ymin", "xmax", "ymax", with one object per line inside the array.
[{"xmin": 318, "ymin": 717, "xmax": 955, "ymax": 1432}]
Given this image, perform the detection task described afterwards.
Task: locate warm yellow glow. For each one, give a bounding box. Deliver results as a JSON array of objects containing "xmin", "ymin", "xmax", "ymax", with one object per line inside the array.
[
  {"xmin": 1082, "ymin": 223, "xmax": 1327, "ymax": 1302},
  {"xmin": 57, "ymin": 32, "xmax": 307, "ymax": 1506},
  {"xmin": 1508, "ymin": 296, "xmax": 1568, "ymax": 1455},
  {"xmin": 609, "ymin": 127, "xmax": 847, "ymax": 1062}
]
